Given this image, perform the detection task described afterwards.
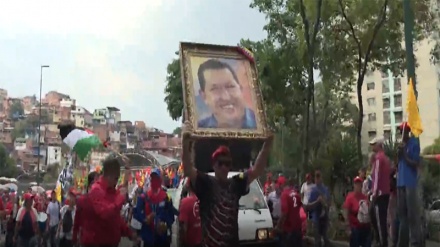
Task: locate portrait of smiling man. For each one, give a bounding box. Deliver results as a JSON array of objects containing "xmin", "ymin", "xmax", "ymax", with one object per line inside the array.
[{"xmin": 196, "ymin": 58, "xmax": 257, "ymax": 129}]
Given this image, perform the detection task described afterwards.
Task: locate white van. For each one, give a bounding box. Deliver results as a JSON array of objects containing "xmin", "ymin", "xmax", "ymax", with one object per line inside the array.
[{"xmin": 172, "ymin": 172, "xmax": 276, "ymax": 247}]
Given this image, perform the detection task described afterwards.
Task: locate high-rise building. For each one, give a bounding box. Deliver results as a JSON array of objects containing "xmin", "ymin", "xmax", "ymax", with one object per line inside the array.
[{"xmin": 352, "ymin": 39, "xmax": 440, "ymax": 151}]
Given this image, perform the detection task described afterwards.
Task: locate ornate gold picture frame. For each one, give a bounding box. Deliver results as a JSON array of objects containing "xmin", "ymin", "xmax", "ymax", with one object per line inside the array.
[{"xmin": 179, "ymin": 42, "xmax": 268, "ymax": 139}]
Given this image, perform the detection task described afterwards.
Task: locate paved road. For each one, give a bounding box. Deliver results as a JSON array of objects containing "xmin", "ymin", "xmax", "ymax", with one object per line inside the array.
[{"xmin": 306, "ymin": 238, "xmax": 439, "ymax": 247}]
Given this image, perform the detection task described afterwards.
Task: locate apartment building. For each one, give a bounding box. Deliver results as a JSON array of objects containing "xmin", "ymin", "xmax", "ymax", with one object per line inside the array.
[{"xmin": 353, "ymin": 39, "xmax": 440, "ymax": 151}]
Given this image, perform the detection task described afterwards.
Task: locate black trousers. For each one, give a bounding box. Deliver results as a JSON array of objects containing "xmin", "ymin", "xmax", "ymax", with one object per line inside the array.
[
  {"xmin": 370, "ymin": 194, "xmax": 390, "ymax": 247},
  {"xmin": 60, "ymin": 237, "xmax": 73, "ymax": 247},
  {"xmin": 280, "ymin": 230, "xmax": 302, "ymax": 247}
]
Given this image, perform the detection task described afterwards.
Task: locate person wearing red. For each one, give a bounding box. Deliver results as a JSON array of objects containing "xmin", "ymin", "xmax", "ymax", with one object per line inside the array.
[
  {"xmin": 264, "ymin": 173, "xmax": 272, "ymax": 195},
  {"xmin": 0, "ymin": 194, "xmax": 5, "ymax": 216},
  {"xmin": 277, "ymin": 173, "xmax": 286, "ymax": 187},
  {"xmin": 5, "ymin": 193, "xmax": 19, "ymax": 247},
  {"xmin": 277, "ymin": 179, "xmax": 303, "ymax": 247},
  {"xmin": 75, "ymin": 158, "xmax": 134, "ymax": 247},
  {"xmin": 72, "ymin": 171, "xmax": 99, "ymax": 244},
  {"xmin": 179, "ymin": 179, "xmax": 202, "ymax": 247},
  {"xmin": 343, "ymin": 176, "xmax": 371, "ymax": 247},
  {"xmin": 369, "ymin": 136, "xmax": 391, "ymax": 247},
  {"xmin": 14, "ymin": 193, "xmax": 39, "ymax": 247}
]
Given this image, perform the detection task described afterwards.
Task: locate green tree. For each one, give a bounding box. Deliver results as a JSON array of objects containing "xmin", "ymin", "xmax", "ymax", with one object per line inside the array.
[
  {"xmin": 8, "ymin": 101, "xmax": 24, "ymax": 118},
  {"xmin": 332, "ymin": 0, "xmax": 434, "ymax": 161},
  {"xmin": 0, "ymin": 143, "xmax": 18, "ymax": 178},
  {"xmin": 249, "ymin": 0, "xmax": 327, "ymax": 173},
  {"xmin": 164, "ymin": 54, "xmax": 183, "ymax": 121},
  {"xmin": 172, "ymin": 127, "xmax": 182, "ymax": 136}
]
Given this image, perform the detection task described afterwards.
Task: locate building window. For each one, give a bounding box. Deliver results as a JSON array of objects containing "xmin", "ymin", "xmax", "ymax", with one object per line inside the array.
[
  {"xmin": 382, "ymin": 80, "xmax": 390, "ymax": 93},
  {"xmin": 384, "ymin": 130, "xmax": 391, "ymax": 140},
  {"xmin": 367, "ymin": 82, "xmax": 375, "ymax": 90},
  {"xmin": 381, "ymin": 70, "xmax": 388, "ymax": 78},
  {"xmin": 395, "ymin": 130, "xmax": 402, "ymax": 140},
  {"xmin": 368, "ymin": 113, "xmax": 376, "ymax": 122},
  {"xmin": 383, "ymin": 111, "xmax": 391, "ymax": 125},
  {"xmin": 368, "ymin": 131, "xmax": 377, "ymax": 138},
  {"xmin": 367, "ymin": 98, "xmax": 376, "ymax": 106},
  {"xmin": 394, "ymin": 111, "xmax": 403, "ymax": 124},
  {"xmin": 394, "ymin": 95, "xmax": 402, "ymax": 107},
  {"xmin": 383, "ymin": 98, "xmax": 390, "ymax": 109},
  {"xmin": 394, "ymin": 78, "xmax": 402, "ymax": 91}
]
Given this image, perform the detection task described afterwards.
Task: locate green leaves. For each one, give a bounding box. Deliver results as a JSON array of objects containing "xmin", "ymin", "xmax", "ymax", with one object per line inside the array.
[
  {"xmin": 0, "ymin": 143, "xmax": 18, "ymax": 178},
  {"xmin": 163, "ymin": 57, "xmax": 183, "ymax": 121},
  {"xmin": 163, "ymin": 0, "xmax": 435, "ymax": 185},
  {"xmin": 8, "ymin": 101, "xmax": 24, "ymax": 119}
]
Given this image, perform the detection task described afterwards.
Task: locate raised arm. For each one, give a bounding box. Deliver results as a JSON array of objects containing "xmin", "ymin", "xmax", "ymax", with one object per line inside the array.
[
  {"xmin": 182, "ymin": 123, "xmax": 197, "ymax": 183},
  {"xmin": 247, "ymin": 135, "xmax": 274, "ymax": 185}
]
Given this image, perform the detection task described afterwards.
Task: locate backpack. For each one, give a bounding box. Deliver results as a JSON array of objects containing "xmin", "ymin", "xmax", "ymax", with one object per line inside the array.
[
  {"xmin": 357, "ymin": 200, "xmax": 370, "ymax": 223},
  {"xmin": 62, "ymin": 209, "xmax": 73, "ymax": 233},
  {"xmin": 19, "ymin": 211, "xmax": 35, "ymax": 239}
]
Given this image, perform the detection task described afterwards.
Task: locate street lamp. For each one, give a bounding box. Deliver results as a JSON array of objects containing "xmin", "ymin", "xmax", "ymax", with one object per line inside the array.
[{"xmin": 37, "ymin": 65, "xmax": 50, "ymax": 186}]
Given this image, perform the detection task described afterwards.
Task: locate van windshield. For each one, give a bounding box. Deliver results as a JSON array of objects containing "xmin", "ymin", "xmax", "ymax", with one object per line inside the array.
[{"xmin": 239, "ymin": 180, "xmax": 267, "ymax": 210}]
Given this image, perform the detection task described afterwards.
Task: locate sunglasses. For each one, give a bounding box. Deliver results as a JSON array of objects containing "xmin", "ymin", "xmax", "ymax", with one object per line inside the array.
[{"xmin": 216, "ymin": 159, "xmax": 232, "ymax": 167}]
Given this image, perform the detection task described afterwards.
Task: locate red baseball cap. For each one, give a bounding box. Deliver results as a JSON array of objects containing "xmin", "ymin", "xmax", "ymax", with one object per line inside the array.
[
  {"xmin": 23, "ymin": 193, "xmax": 34, "ymax": 200},
  {"xmin": 212, "ymin": 146, "xmax": 231, "ymax": 161},
  {"xmin": 306, "ymin": 173, "xmax": 311, "ymax": 179},
  {"xmin": 353, "ymin": 176, "xmax": 363, "ymax": 183},
  {"xmin": 398, "ymin": 122, "xmax": 411, "ymax": 131}
]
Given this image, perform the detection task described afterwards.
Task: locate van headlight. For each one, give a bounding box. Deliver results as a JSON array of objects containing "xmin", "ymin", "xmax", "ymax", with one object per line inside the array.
[{"xmin": 256, "ymin": 228, "xmax": 268, "ymax": 240}]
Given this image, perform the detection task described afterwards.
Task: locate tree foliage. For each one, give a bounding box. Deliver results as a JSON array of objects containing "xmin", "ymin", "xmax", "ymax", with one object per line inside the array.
[
  {"xmin": 163, "ymin": 0, "xmax": 435, "ymax": 186},
  {"xmin": 0, "ymin": 143, "xmax": 18, "ymax": 178},
  {"xmin": 8, "ymin": 101, "xmax": 24, "ymax": 119},
  {"xmin": 172, "ymin": 127, "xmax": 182, "ymax": 136},
  {"xmin": 11, "ymin": 109, "xmax": 51, "ymax": 141},
  {"xmin": 164, "ymin": 57, "xmax": 183, "ymax": 121},
  {"xmin": 331, "ymin": 0, "xmax": 434, "ymax": 161}
]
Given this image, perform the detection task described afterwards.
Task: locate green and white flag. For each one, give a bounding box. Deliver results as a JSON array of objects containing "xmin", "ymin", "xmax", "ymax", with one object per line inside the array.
[{"xmin": 63, "ymin": 128, "xmax": 102, "ymax": 161}]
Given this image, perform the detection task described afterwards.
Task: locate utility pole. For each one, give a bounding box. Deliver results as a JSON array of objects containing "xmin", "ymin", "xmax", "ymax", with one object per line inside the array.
[
  {"xmin": 37, "ymin": 65, "xmax": 49, "ymax": 186},
  {"xmin": 403, "ymin": 0, "xmax": 417, "ymax": 97}
]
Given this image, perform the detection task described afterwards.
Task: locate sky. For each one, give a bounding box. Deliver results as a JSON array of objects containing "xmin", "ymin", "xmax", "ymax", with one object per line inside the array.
[{"xmin": 0, "ymin": 0, "xmax": 267, "ymax": 133}]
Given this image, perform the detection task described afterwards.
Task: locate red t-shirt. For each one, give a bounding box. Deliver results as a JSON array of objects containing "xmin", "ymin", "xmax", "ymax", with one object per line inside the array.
[
  {"xmin": 343, "ymin": 192, "xmax": 369, "ymax": 228},
  {"xmin": 280, "ymin": 188, "xmax": 302, "ymax": 232},
  {"xmin": 179, "ymin": 195, "xmax": 202, "ymax": 246}
]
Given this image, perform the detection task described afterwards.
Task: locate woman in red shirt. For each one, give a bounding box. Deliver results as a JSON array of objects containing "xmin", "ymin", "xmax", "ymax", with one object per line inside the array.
[{"xmin": 343, "ymin": 176, "xmax": 371, "ymax": 247}]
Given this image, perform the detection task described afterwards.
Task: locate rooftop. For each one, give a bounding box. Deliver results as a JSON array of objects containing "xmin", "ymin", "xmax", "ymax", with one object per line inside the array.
[{"xmin": 107, "ymin": 106, "xmax": 120, "ymax": 111}]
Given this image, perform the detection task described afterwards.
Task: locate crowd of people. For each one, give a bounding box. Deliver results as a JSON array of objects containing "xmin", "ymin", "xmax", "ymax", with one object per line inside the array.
[
  {"xmin": 0, "ymin": 121, "xmax": 422, "ymax": 247},
  {"xmin": 263, "ymin": 122, "xmax": 421, "ymax": 247}
]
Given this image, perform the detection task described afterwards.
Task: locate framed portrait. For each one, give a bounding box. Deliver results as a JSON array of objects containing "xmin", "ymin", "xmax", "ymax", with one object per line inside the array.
[{"xmin": 180, "ymin": 42, "xmax": 269, "ymax": 139}]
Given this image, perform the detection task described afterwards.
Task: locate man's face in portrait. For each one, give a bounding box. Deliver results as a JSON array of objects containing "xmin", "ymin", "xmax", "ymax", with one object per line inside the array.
[{"xmin": 200, "ymin": 67, "xmax": 246, "ymax": 127}]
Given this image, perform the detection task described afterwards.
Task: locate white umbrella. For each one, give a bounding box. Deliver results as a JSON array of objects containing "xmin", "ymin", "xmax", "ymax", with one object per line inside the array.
[
  {"xmin": 31, "ymin": 186, "xmax": 45, "ymax": 194},
  {"xmin": 4, "ymin": 183, "xmax": 18, "ymax": 191}
]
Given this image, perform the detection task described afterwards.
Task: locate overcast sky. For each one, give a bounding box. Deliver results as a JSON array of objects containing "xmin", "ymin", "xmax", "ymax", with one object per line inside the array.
[{"xmin": 0, "ymin": 0, "xmax": 267, "ymax": 132}]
